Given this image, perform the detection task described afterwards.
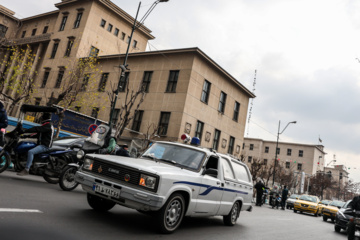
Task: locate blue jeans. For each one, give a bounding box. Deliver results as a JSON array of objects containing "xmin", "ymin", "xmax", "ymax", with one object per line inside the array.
[{"xmin": 26, "ymin": 145, "xmax": 49, "ymax": 170}]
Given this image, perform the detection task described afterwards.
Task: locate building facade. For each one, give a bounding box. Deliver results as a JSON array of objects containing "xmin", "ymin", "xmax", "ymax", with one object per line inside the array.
[{"xmin": 0, "ymin": 1, "xmax": 255, "ymax": 155}]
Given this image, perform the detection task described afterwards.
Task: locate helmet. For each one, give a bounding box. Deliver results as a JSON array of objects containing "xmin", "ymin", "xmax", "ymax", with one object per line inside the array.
[{"xmin": 122, "ymin": 144, "xmax": 128, "ymax": 149}]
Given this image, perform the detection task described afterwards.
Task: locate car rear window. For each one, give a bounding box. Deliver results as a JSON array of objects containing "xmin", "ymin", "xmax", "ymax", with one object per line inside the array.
[{"xmin": 231, "ymin": 161, "xmax": 251, "ymax": 182}]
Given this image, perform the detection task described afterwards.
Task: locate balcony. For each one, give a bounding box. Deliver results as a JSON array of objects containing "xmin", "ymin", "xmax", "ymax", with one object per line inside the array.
[{"xmin": 6, "ymin": 33, "xmax": 52, "ymax": 46}]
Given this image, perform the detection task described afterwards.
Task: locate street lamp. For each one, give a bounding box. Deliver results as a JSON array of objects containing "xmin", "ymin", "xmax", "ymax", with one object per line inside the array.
[
  {"xmin": 109, "ymin": 0, "xmax": 169, "ymax": 131},
  {"xmin": 272, "ymin": 120, "xmax": 297, "ymax": 186}
]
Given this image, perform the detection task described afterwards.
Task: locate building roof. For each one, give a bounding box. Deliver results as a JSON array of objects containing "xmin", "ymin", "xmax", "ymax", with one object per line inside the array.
[{"xmin": 97, "ymin": 47, "xmax": 256, "ymax": 98}]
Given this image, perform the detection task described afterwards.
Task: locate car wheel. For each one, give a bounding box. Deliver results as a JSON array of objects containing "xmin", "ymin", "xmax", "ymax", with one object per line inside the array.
[
  {"xmin": 331, "ymin": 218, "xmax": 335, "ymax": 223},
  {"xmin": 300, "ymin": 211, "xmax": 303, "ymax": 214},
  {"xmin": 224, "ymin": 201, "xmax": 240, "ymax": 226},
  {"xmin": 314, "ymin": 210, "xmax": 318, "ymax": 217},
  {"xmin": 294, "ymin": 209, "xmax": 297, "ymax": 213},
  {"xmin": 87, "ymin": 193, "xmax": 116, "ymax": 211},
  {"xmin": 156, "ymin": 193, "xmax": 185, "ymax": 234},
  {"xmin": 335, "ymin": 225, "xmax": 341, "ymax": 233},
  {"xmin": 323, "ymin": 216, "xmax": 328, "ymax": 221}
]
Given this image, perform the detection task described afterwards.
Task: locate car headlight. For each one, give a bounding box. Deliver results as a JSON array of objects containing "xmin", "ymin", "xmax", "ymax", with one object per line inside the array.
[
  {"xmin": 139, "ymin": 174, "xmax": 157, "ymax": 189},
  {"xmin": 294, "ymin": 202, "xmax": 300, "ymax": 206},
  {"xmin": 310, "ymin": 205, "xmax": 317, "ymax": 209},
  {"xmin": 77, "ymin": 150, "xmax": 85, "ymax": 159},
  {"xmin": 83, "ymin": 158, "xmax": 94, "ymax": 171}
]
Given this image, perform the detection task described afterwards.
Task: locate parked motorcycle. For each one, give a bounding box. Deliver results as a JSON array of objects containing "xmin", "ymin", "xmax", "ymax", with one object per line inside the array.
[
  {"xmin": 59, "ymin": 124, "xmax": 115, "ymax": 191},
  {"xmin": 0, "ymin": 104, "xmax": 75, "ymax": 184}
]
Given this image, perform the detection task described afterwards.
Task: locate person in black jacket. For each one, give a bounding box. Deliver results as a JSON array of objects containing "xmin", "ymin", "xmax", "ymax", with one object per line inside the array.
[
  {"xmin": 116, "ymin": 144, "xmax": 130, "ymax": 157},
  {"xmin": 17, "ymin": 112, "xmax": 54, "ymax": 176},
  {"xmin": 0, "ymin": 100, "xmax": 8, "ymax": 146},
  {"xmin": 254, "ymin": 180, "xmax": 266, "ymax": 206}
]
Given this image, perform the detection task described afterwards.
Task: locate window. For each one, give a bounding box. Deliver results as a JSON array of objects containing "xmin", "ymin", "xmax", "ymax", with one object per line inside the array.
[
  {"xmin": 0, "ymin": 24, "xmax": 7, "ymax": 38},
  {"xmin": 218, "ymin": 91, "xmax": 227, "ymax": 114},
  {"xmin": 34, "ymin": 98, "xmax": 42, "ymax": 106},
  {"xmin": 141, "ymin": 71, "xmax": 153, "ymax": 92},
  {"xmin": 248, "ymin": 156, "xmax": 252, "ymax": 163},
  {"xmin": 250, "ymin": 144, "xmax": 254, "ymax": 150},
  {"xmin": 276, "ymin": 147, "xmax": 280, "ymax": 154},
  {"xmin": 111, "ymin": 109, "xmax": 120, "ymax": 125},
  {"xmin": 265, "ymin": 146, "xmax": 269, "ymax": 153},
  {"xmin": 91, "ymin": 107, "xmax": 99, "ymax": 119},
  {"xmin": 98, "ymin": 73, "xmax": 109, "ymax": 92},
  {"xmin": 132, "ymin": 110, "xmax": 144, "ymax": 132},
  {"xmin": 74, "ymin": 106, "xmax": 81, "ymax": 112},
  {"xmin": 264, "ymin": 159, "xmax": 268, "ymax": 165},
  {"xmin": 31, "ymin": 28, "xmax": 37, "ymax": 36},
  {"xmin": 165, "ymin": 70, "xmax": 179, "ymax": 92},
  {"xmin": 107, "ymin": 23, "xmax": 113, "ymax": 32},
  {"xmin": 233, "ymin": 101, "xmax": 240, "ymax": 121},
  {"xmin": 286, "ymin": 162, "xmax": 290, "ymax": 169},
  {"xmin": 89, "ymin": 46, "xmax": 99, "ymax": 57},
  {"xmin": 100, "ymin": 19, "xmax": 106, "ymax": 28},
  {"xmin": 59, "ymin": 16, "xmax": 68, "ymax": 31},
  {"xmin": 41, "ymin": 70, "xmax": 50, "ymax": 88},
  {"xmin": 222, "ymin": 158, "xmax": 236, "ymax": 180},
  {"xmin": 228, "ymin": 136, "xmax": 235, "ymax": 154},
  {"xmin": 42, "ymin": 26, "xmax": 48, "ymax": 34},
  {"xmin": 132, "ymin": 40, "xmax": 137, "ymax": 48},
  {"xmin": 212, "ymin": 129, "xmax": 221, "ymax": 150},
  {"xmin": 232, "ymin": 161, "xmax": 251, "ymax": 182},
  {"xmin": 64, "ymin": 38, "xmax": 74, "ymax": 57},
  {"xmin": 158, "ymin": 112, "xmax": 171, "ymax": 136},
  {"xmin": 55, "ymin": 69, "xmax": 64, "ymax": 88},
  {"xmin": 242, "ymin": 143, "xmax": 245, "ymax": 149},
  {"xmin": 126, "ymin": 36, "xmax": 131, "ymax": 44},
  {"xmin": 50, "ymin": 42, "xmax": 59, "ymax": 59},
  {"xmin": 194, "ymin": 121, "xmax": 204, "ymax": 142},
  {"xmin": 297, "ymin": 163, "xmax": 302, "ymax": 171},
  {"xmin": 299, "ymin": 150, "xmax": 303, "ymax": 157},
  {"xmin": 21, "ymin": 31, "xmax": 26, "ymax": 38},
  {"xmin": 287, "ymin": 148, "xmax": 292, "ymax": 156},
  {"xmin": 74, "ymin": 12, "xmax": 83, "ymax": 28},
  {"xmin": 119, "ymin": 72, "xmax": 129, "ymax": 92},
  {"xmin": 81, "ymin": 74, "xmax": 90, "ymax": 91},
  {"xmin": 200, "ymin": 80, "xmax": 211, "ymax": 104},
  {"xmin": 114, "ymin": 28, "xmax": 119, "ymax": 36},
  {"xmin": 121, "ymin": 32, "xmax": 126, "ymax": 40}
]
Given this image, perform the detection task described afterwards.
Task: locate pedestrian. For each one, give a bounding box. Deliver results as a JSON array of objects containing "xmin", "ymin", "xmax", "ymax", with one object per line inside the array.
[
  {"xmin": 17, "ymin": 112, "xmax": 54, "ymax": 176},
  {"xmin": 281, "ymin": 185, "xmax": 289, "ymax": 210},
  {"xmin": 0, "ymin": 100, "xmax": 8, "ymax": 146},
  {"xmin": 254, "ymin": 179, "xmax": 266, "ymax": 206},
  {"xmin": 116, "ymin": 144, "xmax": 130, "ymax": 157}
]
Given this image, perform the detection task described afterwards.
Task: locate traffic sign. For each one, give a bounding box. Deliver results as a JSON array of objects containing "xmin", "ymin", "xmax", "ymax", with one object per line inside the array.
[{"xmin": 88, "ymin": 124, "xmax": 98, "ymax": 135}]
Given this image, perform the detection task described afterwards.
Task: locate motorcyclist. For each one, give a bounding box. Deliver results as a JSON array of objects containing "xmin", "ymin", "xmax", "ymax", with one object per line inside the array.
[
  {"xmin": 17, "ymin": 112, "xmax": 54, "ymax": 176},
  {"xmin": 116, "ymin": 144, "xmax": 130, "ymax": 157}
]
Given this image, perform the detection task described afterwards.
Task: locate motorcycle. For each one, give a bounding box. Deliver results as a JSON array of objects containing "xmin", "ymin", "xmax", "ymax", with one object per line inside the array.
[
  {"xmin": 0, "ymin": 104, "xmax": 75, "ymax": 184},
  {"xmin": 59, "ymin": 124, "xmax": 116, "ymax": 191}
]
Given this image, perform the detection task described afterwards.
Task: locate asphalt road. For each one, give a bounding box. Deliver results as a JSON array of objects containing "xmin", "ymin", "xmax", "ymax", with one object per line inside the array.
[{"xmin": 0, "ymin": 170, "xmax": 347, "ymax": 240}]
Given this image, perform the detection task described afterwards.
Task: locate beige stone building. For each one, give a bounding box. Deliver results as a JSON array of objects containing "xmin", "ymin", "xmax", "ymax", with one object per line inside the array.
[{"xmin": 0, "ymin": 1, "xmax": 255, "ymax": 155}]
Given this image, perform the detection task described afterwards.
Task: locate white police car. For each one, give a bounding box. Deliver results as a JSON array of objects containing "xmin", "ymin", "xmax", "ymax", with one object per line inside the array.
[{"xmin": 75, "ymin": 136, "xmax": 253, "ymax": 233}]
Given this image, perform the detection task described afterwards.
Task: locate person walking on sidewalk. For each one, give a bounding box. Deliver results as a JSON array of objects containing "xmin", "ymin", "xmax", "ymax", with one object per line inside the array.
[{"xmin": 17, "ymin": 112, "xmax": 54, "ymax": 176}]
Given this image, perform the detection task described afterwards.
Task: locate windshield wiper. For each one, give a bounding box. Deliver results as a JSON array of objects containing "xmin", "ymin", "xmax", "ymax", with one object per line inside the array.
[
  {"xmin": 159, "ymin": 158, "xmax": 177, "ymax": 165},
  {"xmin": 142, "ymin": 154, "xmax": 155, "ymax": 160}
]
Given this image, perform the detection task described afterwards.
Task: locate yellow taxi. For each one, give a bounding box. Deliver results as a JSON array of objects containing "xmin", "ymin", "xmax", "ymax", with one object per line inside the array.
[
  {"xmin": 293, "ymin": 195, "xmax": 320, "ymax": 216},
  {"xmin": 318, "ymin": 199, "xmax": 331, "ymax": 215},
  {"xmin": 322, "ymin": 201, "xmax": 345, "ymax": 222}
]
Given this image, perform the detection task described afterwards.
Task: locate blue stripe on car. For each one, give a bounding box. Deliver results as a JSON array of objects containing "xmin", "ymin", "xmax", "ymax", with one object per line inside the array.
[{"xmin": 173, "ymin": 181, "xmax": 248, "ymax": 195}]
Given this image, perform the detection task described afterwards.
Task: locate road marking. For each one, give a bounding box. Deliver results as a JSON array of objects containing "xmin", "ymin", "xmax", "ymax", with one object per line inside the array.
[{"xmin": 0, "ymin": 208, "xmax": 42, "ymax": 213}]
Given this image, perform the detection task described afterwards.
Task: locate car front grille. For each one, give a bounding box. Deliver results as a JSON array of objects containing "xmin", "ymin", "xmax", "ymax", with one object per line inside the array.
[
  {"xmin": 301, "ymin": 204, "xmax": 309, "ymax": 207},
  {"xmin": 91, "ymin": 160, "xmax": 140, "ymax": 186}
]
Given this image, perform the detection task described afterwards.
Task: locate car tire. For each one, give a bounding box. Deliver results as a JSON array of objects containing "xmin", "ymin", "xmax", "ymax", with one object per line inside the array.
[
  {"xmin": 156, "ymin": 193, "xmax": 185, "ymax": 234},
  {"xmin": 294, "ymin": 209, "xmax": 297, "ymax": 213},
  {"xmin": 224, "ymin": 201, "xmax": 240, "ymax": 226},
  {"xmin": 331, "ymin": 218, "xmax": 335, "ymax": 223},
  {"xmin": 314, "ymin": 210, "xmax": 318, "ymax": 217},
  {"xmin": 334, "ymin": 225, "xmax": 341, "ymax": 233},
  {"xmin": 323, "ymin": 216, "xmax": 328, "ymax": 221},
  {"xmin": 87, "ymin": 193, "xmax": 116, "ymax": 211}
]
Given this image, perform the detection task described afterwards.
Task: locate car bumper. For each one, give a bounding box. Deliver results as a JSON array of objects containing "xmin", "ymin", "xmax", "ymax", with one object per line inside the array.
[
  {"xmin": 335, "ymin": 216, "xmax": 349, "ymax": 229},
  {"xmin": 323, "ymin": 212, "xmax": 336, "ymax": 218},
  {"xmin": 294, "ymin": 206, "xmax": 318, "ymax": 214},
  {"xmin": 286, "ymin": 202, "xmax": 294, "ymax": 208},
  {"xmin": 75, "ymin": 171, "xmax": 165, "ymax": 211}
]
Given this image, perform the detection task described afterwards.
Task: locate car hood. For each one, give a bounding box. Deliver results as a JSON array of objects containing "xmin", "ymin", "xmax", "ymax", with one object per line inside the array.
[
  {"xmin": 324, "ymin": 206, "xmax": 340, "ymax": 212},
  {"xmin": 286, "ymin": 198, "xmax": 297, "ymax": 203},
  {"xmin": 87, "ymin": 154, "xmax": 199, "ymax": 177},
  {"xmin": 296, "ymin": 200, "xmax": 318, "ymax": 206}
]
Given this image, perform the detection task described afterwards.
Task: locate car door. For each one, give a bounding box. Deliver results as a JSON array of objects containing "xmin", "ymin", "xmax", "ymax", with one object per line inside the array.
[{"xmin": 194, "ymin": 156, "xmax": 223, "ymax": 216}]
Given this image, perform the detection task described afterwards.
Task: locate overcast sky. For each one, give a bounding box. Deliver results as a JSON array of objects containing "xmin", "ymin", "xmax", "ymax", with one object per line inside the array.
[{"xmin": 4, "ymin": 0, "xmax": 360, "ymax": 181}]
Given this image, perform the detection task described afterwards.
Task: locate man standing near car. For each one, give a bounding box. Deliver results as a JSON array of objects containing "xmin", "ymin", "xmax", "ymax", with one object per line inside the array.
[
  {"xmin": 254, "ymin": 180, "xmax": 266, "ymax": 206},
  {"xmin": 281, "ymin": 185, "xmax": 289, "ymax": 210}
]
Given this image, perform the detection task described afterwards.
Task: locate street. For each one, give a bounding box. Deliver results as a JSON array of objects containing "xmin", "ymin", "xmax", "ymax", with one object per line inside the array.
[{"xmin": 0, "ymin": 170, "xmax": 347, "ymax": 240}]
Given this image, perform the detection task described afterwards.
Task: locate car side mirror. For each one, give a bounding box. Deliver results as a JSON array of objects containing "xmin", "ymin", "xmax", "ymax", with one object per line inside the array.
[{"xmin": 203, "ymin": 168, "xmax": 218, "ymax": 178}]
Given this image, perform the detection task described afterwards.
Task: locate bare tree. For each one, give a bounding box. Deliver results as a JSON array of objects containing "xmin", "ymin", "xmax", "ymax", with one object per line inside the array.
[{"xmin": 308, "ymin": 172, "xmax": 337, "ymax": 200}]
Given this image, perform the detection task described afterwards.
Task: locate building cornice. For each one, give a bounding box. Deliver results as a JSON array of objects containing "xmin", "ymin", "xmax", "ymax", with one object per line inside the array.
[
  {"xmin": 96, "ymin": 47, "xmax": 256, "ymax": 98},
  {"xmin": 20, "ymin": 10, "xmax": 60, "ymax": 22}
]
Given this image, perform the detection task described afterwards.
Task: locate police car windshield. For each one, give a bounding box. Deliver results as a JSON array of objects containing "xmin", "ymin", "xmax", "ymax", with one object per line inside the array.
[{"xmin": 142, "ymin": 143, "xmax": 206, "ymax": 170}]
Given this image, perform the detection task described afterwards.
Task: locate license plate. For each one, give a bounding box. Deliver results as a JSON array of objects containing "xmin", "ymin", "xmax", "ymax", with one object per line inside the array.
[{"xmin": 93, "ymin": 184, "xmax": 121, "ymax": 198}]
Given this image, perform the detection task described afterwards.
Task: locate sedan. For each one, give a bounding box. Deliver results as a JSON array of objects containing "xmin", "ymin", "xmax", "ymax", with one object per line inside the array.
[
  {"xmin": 335, "ymin": 200, "xmax": 353, "ymax": 233},
  {"xmin": 286, "ymin": 194, "xmax": 300, "ymax": 209},
  {"xmin": 322, "ymin": 200, "xmax": 345, "ymax": 222},
  {"xmin": 294, "ymin": 195, "xmax": 320, "ymax": 216}
]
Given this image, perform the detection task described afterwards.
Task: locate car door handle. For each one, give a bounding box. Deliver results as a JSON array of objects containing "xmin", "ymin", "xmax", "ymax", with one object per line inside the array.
[{"xmin": 216, "ymin": 181, "xmax": 221, "ymax": 185}]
